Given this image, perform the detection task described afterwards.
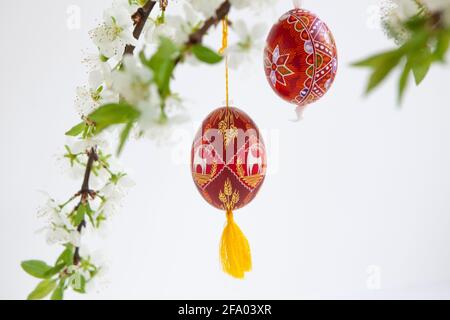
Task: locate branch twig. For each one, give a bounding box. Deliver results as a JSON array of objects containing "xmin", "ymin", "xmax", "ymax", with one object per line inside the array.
[
  {"xmin": 73, "ymin": 147, "xmax": 98, "ymax": 265},
  {"xmin": 124, "ymin": 0, "xmax": 158, "ymax": 55},
  {"xmin": 187, "ymin": 0, "xmax": 231, "ymax": 46},
  {"xmin": 175, "ymin": 0, "xmax": 231, "ymax": 65}
]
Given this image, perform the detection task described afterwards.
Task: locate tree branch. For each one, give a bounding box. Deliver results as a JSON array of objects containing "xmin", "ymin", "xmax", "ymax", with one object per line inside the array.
[
  {"xmin": 124, "ymin": 0, "xmax": 158, "ymax": 55},
  {"xmin": 174, "ymin": 0, "xmax": 231, "ymax": 65},
  {"xmin": 72, "ymin": 0, "xmax": 159, "ymax": 266},
  {"xmin": 187, "ymin": 0, "xmax": 231, "ymax": 47},
  {"xmin": 73, "ymin": 147, "xmax": 98, "ymax": 265}
]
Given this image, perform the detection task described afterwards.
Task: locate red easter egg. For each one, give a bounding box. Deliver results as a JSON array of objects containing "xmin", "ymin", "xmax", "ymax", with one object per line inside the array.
[
  {"xmin": 191, "ymin": 107, "xmax": 267, "ymax": 211},
  {"xmin": 264, "ymin": 8, "xmax": 338, "ymax": 106}
]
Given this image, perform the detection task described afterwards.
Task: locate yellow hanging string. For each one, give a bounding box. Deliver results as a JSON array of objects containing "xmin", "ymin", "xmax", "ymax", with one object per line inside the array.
[
  {"xmin": 220, "ymin": 210, "xmax": 252, "ymax": 279},
  {"xmin": 218, "ymin": 17, "xmax": 229, "ymax": 108}
]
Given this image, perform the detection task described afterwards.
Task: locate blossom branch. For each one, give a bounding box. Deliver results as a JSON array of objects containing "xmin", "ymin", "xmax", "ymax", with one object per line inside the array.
[
  {"xmin": 72, "ymin": 0, "xmax": 159, "ymax": 265},
  {"xmin": 186, "ymin": 0, "xmax": 231, "ymax": 47},
  {"xmin": 354, "ymin": 1, "xmax": 450, "ymax": 103},
  {"xmin": 124, "ymin": 0, "xmax": 158, "ymax": 55},
  {"xmin": 73, "ymin": 147, "xmax": 98, "ymax": 266}
]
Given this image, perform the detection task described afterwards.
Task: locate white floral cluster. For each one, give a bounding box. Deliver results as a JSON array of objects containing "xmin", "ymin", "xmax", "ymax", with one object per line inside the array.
[
  {"xmin": 42, "ymin": 141, "xmax": 135, "ymax": 244},
  {"xmin": 379, "ymin": 0, "xmax": 421, "ymax": 44},
  {"xmin": 422, "ymin": 0, "xmax": 450, "ymax": 24},
  {"xmin": 37, "ymin": 137, "xmax": 134, "ymax": 292},
  {"xmin": 77, "ymin": 0, "xmax": 275, "ymax": 142},
  {"xmin": 378, "ymin": 0, "xmax": 450, "ymax": 44},
  {"xmin": 148, "ymin": 1, "xmax": 271, "ymax": 70},
  {"xmin": 38, "ymin": 194, "xmax": 81, "ymax": 247},
  {"xmin": 81, "ymin": 0, "xmax": 189, "ymax": 140},
  {"xmin": 188, "ymin": 0, "xmax": 273, "ymax": 68}
]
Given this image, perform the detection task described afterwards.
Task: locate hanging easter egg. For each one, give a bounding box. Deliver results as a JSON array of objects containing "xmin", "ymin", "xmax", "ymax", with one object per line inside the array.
[
  {"xmin": 264, "ymin": 8, "xmax": 338, "ymax": 107},
  {"xmin": 191, "ymin": 106, "xmax": 267, "ymax": 279}
]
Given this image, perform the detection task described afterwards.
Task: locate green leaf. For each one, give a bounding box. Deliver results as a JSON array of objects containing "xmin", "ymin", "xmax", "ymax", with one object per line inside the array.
[
  {"xmin": 72, "ymin": 276, "xmax": 86, "ymax": 294},
  {"xmin": 50, "ymin": 281, "xmax": 65, "ymax": 300},
  {"xmin": 434, "ymin": 30, "xmax": 450, "ymax": 61},
  {"xmin": 192, "ymin": 44, "xmax": 223, "ymax": 64},
  {"xmin": 365, "ymin": 54, "xmax": 403, "ymax": 94},
  {"xmin": 352, "ymin": 49, "xmax": 402, "ymax": 68},
  {"xmin": 412, "ymin": 60, "xmax": 430, "ymax": 85},
  {"xmin": 85, "ymin": 203, "xmax": 95, "ymax": 227},
  {"xmin": 117, "ymin": 122, "xmax": 134, "ymax": 156},
  {"xmin": 27, "ymin": 279, "xmax": 57, "ymax": 300},
  {"xmin": 21, "ymin": 260, "xmax": 53, "ymax": 279},
  {"xmin": 404, "ymin": 15, "xmax": 428, "ymax": 32},
  {"xmin": 144, "ymin": 38, "xmax": 179, "ymax": 98},
  {"xmin": 44, "ymin": 263, "xmax": 65, "ymax": 278},
  {"xmin": 56, "ymin": 245, "xmax": 74, "ymax": 266},
  {"xmin": 398, "ymin": 60, "xmax": 411, "ymax": 104},
  {"xmin": 410, "ymin": 48, "xmax": 432, "ymax": 85},
  {"xmin": 65, "ymin": 122, "xmax": 86, "ymax": 137},
  {"xmin": 88, "ymin": 103, "xmax": 140, "ymax": 133},
  {"xmin": 72, "ymin": 204, "xmax": 86, "ymax": 226}
]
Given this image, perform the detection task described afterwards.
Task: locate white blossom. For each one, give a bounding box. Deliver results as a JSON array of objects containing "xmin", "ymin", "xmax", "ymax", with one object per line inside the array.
[
  {"xmin": 37, "ymin": 192, "xmax": 60, "ymax": 218},
  {"xmin": 189, "ymin": 0, "xmax": 222, "ymax": 18},
  {"xmin": 66, "ymin": 264, "xmax": 91, "ymax": 291},
  {"xmin": 143, "ymin": 113, "xmax": 190, "ymax": 145},
  {"xmin": 136, "ymin": 84, "xmax": 163, "ymax": 131},
  {"xmin": 146, "ymin": 4, "xmax": 201, "ymax": 46},
  {"xmin": 75, "ymin": 69, "xmax": 118, "ymax": 117},
  {"xmin": 89, "ymin": 4, "xmax": 136, "ymax": 59},
  {"xmin": 135, "ymin": 91, "xmax": 190, "ymax": 144},
  {"xmin": 422, "ymin": 0, "xmax": 450, "ymax": 11},
  {"xmin": 103, "ymin": 175, "xmax": 135, "ymax": 199},
  {"xmin": 112, "ymin": 0, "xmax": 139, "ymax": 14},
  {"xmin": 422, "ymin": 0, "xmax": 450, "ymax": 26},
  {"xmin": 70, "ymin": 136, "xmax": 110, "ymax": 155},
  {"xmin": 58, "ymin": 136, "xmax": 111, "ymax": 182},
  {"xmin": 44, "ymin": 207, "xmax": 81, "ymax": 247},
  {"xmin": 379, "ymin": 0, "xmax": 421, "ymax": 44},
  {"xmin": 99, "ymin": 174, "xmax": 135, "ymax": 217},
  {"xmin": 56, "ymin": 150, "xmax": 86, "ymax": 180},
  {"xmin": 229, "ymin": 0, "xmax": 276, "ymax": 10},
  {"xmin": 227, "ymin": 20, "xmax": 266, "ymax": 69},
  {"xmin": 82, "ymin": 53, "xmax": 107, "ymax": 73},
  {"xmin": 80, "ymin": 248, "xmax": 109, "ymax": 293},
  {"xmin": 111, "ymin": 55, "xmax": 166, "ymax": 134},
  {"xmin": 145, "ymin": 20, "xmax": 176, "ymax": 44},
  {"xmin": 143, "ymin": 94, "xmax": 190, "ymax": 144},
  {"xmin": 90, "ymin": 167, "xmax": 111, "ymax": 191},
  {"xmin": 112, "ymin": 55, "xmax": 154, "ymax": 107},
  {"xmin": 46, "ymin": 227, "xmax": 81, "ymax": 247}
]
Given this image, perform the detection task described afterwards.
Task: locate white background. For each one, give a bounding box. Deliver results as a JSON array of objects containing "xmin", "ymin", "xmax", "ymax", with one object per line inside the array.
[{"xmin": 1, "ymin": 0, "xmax": 450, "ymax": 299}]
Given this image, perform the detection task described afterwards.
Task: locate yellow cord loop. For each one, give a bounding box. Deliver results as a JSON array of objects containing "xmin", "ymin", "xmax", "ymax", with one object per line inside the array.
[
  {"xmin": 220, "ymin": 210, "xmax": 252, "ymax": 279},
  {"xmin": 219, "ymin": 17, "xmax": 229, "ymax": 108}
]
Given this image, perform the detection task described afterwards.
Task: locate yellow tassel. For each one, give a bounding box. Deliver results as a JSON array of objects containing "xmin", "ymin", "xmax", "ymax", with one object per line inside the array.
[{"xmin": 220, "ymin": 210, "xmax": 252, "ymax": 279}]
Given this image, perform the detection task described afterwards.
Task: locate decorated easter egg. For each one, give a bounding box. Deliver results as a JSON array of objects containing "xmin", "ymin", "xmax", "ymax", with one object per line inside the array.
[
  {"xmin": 191, "ymin": 107, "xmax": 267, "ymax": 212},
  {"xmin": 264, "ymin": 8, "xmax": 338, "ymax": 106}
]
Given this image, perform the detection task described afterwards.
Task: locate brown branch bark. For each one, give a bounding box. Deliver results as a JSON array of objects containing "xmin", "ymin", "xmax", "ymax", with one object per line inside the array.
[
  {"xmin": 124, "ymin": 0, "xmax": 158, "ymax": 55},
  {"xmin": 73, "ymin": 147, "xmax": 98, "ymax": 265},
  {"xmin": 187, "ymin": 0, "xmax": 231, "ymax": 47},
  {"xmin": 174, "ymin": 0, "xmax": 231, "ymax": 65}
]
